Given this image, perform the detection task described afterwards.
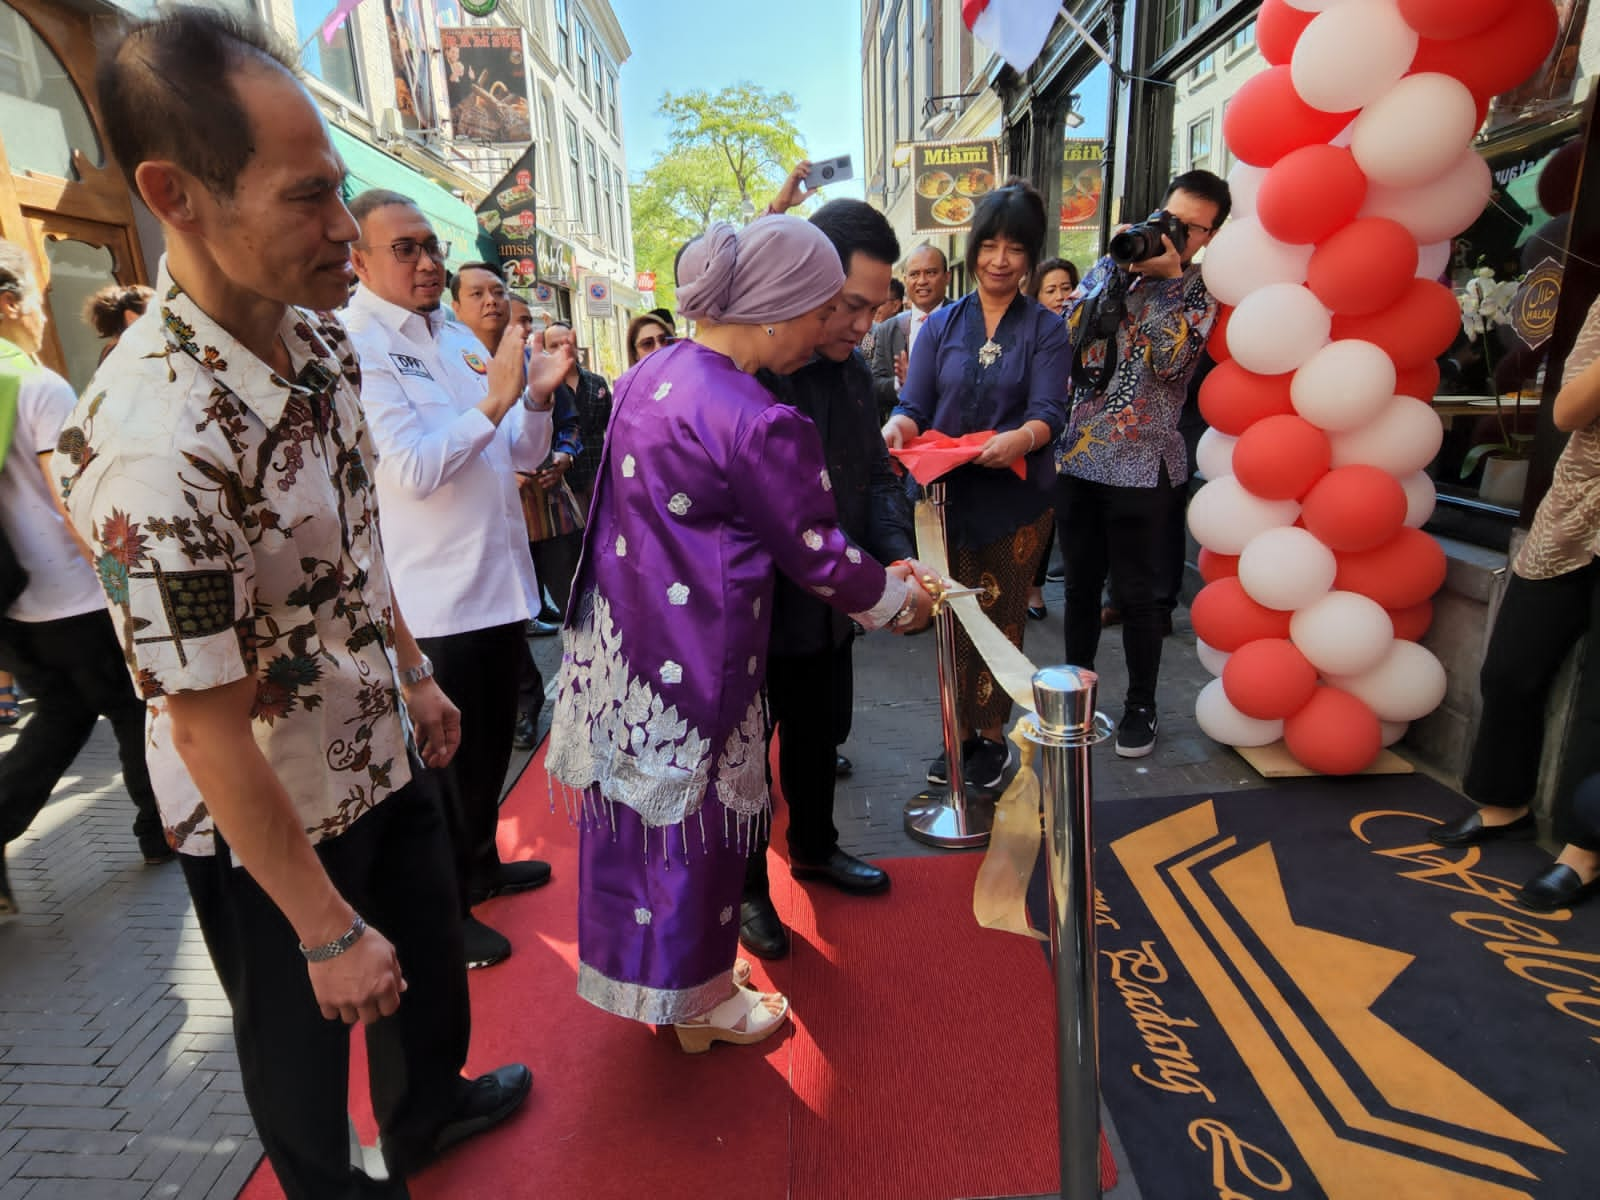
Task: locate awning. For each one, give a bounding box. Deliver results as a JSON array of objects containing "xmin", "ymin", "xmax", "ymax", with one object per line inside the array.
[{"xmin": 329, "ymin": 128, "xmax": 479, "ymax": 270}]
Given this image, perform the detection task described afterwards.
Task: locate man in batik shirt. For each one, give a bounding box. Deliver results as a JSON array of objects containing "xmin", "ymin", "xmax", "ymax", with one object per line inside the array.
[
  {"xmin": 57, "ymin": 12, "xmax": 531, "ymax": 1195},
  {"xmin": 1056, "ymin": 169, "xmax": 1230, "ymax": 760}
]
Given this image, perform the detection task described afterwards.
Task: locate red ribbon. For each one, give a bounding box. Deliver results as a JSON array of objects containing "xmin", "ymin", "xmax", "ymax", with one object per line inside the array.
[{"xmin": 888, "ymin": 430, "xmax": 1029, "ymax": 485}]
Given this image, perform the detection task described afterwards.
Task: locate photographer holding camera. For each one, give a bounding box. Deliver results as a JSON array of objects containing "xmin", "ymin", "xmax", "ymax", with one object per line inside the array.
[{"xmin": 1056, "ymin": 169, "xmax": 1229, "ymax": 759}]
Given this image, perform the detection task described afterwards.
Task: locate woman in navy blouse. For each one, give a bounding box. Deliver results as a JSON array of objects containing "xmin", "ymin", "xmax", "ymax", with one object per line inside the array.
[{"xmin": 882, "ymin": 181, "xmax": 1071, "ymax": 790}]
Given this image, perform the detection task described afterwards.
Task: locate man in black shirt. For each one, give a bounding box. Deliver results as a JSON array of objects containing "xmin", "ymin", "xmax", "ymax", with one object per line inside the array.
[{"xmin": 741, "ymin": 185, "xmax": 916, "ymax": 959}]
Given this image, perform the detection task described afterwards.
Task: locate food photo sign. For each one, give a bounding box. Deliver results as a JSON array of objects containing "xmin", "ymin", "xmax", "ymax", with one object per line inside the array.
[
  {"xmin": 440, "ymin": 26, "xmax": 533, "ymax": 144},
  {"xmin": 911, "ymin": 139, "xmax": 999, "ymax": 234},
  {"xmin": 1060, "ymin": 138, "xmax": 1104, "ymax": 230}
]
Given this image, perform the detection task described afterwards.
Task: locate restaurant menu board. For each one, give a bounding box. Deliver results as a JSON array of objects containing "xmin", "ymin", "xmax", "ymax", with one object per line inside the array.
[
  {"xmin": 911, "ymin": 140, "xmax": 999, "ymax": 234},
  {"xmin": 475, "ymin": 145, "xmax": 538, "ymax": 288},
  {"xmin": 440, "ymin": 27, "xmax": 532, "ymax": 144},
  {"xmin": 1060, "ymin": 139, "xmax": 1104, "ymax": 230}
]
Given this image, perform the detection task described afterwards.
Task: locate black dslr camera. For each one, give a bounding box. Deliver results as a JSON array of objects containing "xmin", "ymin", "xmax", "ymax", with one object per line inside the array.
[{"xmin": 1109, "ymin": 209, "xmax": 1188, "ymax": 266}]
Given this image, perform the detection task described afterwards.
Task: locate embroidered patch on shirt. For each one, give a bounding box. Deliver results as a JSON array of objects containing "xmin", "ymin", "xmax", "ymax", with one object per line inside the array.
[
  {"xmin": 461, "ymin": 351, "xmax": 488, "ymax": 375},
  {"xmin": 390, "ymin": 353, "xmax": 434, "ymax": 380}
]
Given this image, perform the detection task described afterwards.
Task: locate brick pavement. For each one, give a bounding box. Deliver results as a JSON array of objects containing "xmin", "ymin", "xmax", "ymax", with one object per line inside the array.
[{"xmin": 0, "ymin": 577, "xmax": 1410, "ymax": 1198}]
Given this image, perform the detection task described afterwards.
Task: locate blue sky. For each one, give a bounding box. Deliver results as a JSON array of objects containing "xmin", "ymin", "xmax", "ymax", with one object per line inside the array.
[{"xmin": 612, "ymin": 0, "xmax": 868, "ymax": 199}]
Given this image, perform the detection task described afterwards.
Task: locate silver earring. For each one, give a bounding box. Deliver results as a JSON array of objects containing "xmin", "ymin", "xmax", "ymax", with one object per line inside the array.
[{"xmin": 766, "ymin": 326, "xmax": 775, "ymax": 336}]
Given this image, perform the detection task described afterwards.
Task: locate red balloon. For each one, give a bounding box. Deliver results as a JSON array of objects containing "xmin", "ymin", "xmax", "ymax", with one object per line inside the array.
[
  {"xmin": 1223, "ymin": 639, "xmax": 1320, "ymax": 720},
  {"xmin": 1222, "ymin": 67, "xmax": 1357, "ymax": 168},
  {"xmin": 1198, "ymin": 548, "xmax": 1240, "ymax": 585},
  {"xmin": 1209, "ymin": 304, "xmax": 1234, "ymax": 364},
  {"xmin": 1410, "ymin": 1, "xmax": 1560, "ymax": 101},
  {"xmin": 1257, "ymin": 146, "xmax": 1368, "ymax": 246},
  {"xmin": 1257, "ymin": 0, "xmax": 1316, "ymax": 66},
  {"xmin": 1232, "ymin": 415, "xmax": 1332, "ymax": 501},
  {"xmin": 1389, "ymin": 600, "xmax": 1434, "ymax": 642},
  {"xmin": 1301, "ymin": 466, "xmax": 1409, "ymax": 553},
  {"xmin": 1284, "ymin": 687, "xmax": 1383, "ymax": 775},
  {"xmin": 1395, "ymin": 359, "xmax": 1442, "ymax": 401},
  {"xmin": 1398, "ymin": 0, "xmax": 1515, "ymax": 41},
  {"xmin": 1191, "ymin": 578, "xmax": 1294, "ymax": 652},
  {"xmin": 1198, "ymin": 360, "xmax": 1296, "ymax": 437},
  {"xmin": 1331, "ymin": 280, "xmax": 1461, "ymax": 370},
  {"xmin": 1335, "ymin": 527, "xmax": 1448, "ymax": 609},
  {"xmin": 1306, "ymin": 219, "xmax": 1419, "ymax": 316}
]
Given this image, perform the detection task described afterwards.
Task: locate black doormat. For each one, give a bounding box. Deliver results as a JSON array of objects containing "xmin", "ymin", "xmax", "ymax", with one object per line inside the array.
[{"xmin": 1084, "ymin": 775, "xmax": 1600, "ymax": 1199}]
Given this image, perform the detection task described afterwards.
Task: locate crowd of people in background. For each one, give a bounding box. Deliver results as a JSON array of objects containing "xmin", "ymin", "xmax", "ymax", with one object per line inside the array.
[{"xmin": 5, "ymin": 7, "xmax": 1600, "ymax": 1199}]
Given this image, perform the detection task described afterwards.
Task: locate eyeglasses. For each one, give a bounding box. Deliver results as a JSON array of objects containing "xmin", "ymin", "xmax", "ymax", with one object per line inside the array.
[
  {"xmin": 382, "ymin": 238, "xmax": 451, "ymax": 264},
  {"xmin": 1181, "ymin": 222, "xmax": 1214, "ymax": 240},
  {"xmin": 634, "ymin": 334, "xmax": 675, "ymax": 352}
]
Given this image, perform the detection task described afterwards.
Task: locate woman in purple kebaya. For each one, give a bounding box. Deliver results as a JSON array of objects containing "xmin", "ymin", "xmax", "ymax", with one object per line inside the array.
[{"xmin": 547, "ymin": 217, "xmax": 933, "ymax": 1051}]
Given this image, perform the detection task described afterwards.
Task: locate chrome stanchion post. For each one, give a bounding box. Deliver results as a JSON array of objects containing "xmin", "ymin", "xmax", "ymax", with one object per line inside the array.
[
  {"xmin": 904, "ymin": 481, "xmax": 992, "ymax": 848},
  {"xmin": 1030, "ymin": 666, "xmax": 1112, "ymax": 1200}
]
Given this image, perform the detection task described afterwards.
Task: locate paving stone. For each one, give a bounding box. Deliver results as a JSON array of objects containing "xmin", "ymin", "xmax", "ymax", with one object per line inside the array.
[{"xmin": 15, "ymin": 1153, "xmax": 138, "ymax": 1180}]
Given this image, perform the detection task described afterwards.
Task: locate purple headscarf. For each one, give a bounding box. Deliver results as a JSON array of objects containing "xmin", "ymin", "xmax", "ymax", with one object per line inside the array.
[{"xmin": 675, "ymin": 216, "xmax": 845, "ymax": 324}]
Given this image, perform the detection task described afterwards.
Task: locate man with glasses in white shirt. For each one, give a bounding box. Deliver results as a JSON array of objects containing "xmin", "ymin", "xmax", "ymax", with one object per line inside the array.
[{"xmin": 344, "ymin": 190, "xmax": 573, "ymax": 971}]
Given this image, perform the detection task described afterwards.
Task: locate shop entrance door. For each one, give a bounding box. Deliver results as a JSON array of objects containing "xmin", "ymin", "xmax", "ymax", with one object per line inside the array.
[{"xmin": 31, "ymin": 211, "xmax": 142, "ymax": 394}]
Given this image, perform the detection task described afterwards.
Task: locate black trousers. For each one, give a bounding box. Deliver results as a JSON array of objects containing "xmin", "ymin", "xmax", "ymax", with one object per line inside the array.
[
  {"xmin": 181, "ymin": 775, "xmax": 470, "ymax": 1199},
  {"xmin": 529, "ymin": 534, "xmax": 583, "ymax": 617},
  {"xmin": 416, "ymin": 623, "xmax": 523, "ymax": 907},
  {"xmin": 747, "ymin": 640, "xmax": 853, "ymax": 896},
  {"xmin": 1057, "ymin": 473, "xmax": 1183, "ymax": 711},
  {"xmin": 0, "ymin": 609, "xmax": 161, "ymax": 848},
  {"xmin": 1464, "ymin": 564, "xmax": 1600, "ymax": 845}
]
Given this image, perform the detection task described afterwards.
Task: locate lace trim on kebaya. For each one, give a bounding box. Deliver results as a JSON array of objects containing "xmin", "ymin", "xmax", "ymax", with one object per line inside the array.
[{"xmin": 546, "ymin": 590, "xmax": 771, "ymax": 828}]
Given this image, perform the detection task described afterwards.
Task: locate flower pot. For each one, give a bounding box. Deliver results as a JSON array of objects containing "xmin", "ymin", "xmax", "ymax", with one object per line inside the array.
[{"xmin": 1478, "ymin": 454, "xmax": 1529, "ymax": 507}]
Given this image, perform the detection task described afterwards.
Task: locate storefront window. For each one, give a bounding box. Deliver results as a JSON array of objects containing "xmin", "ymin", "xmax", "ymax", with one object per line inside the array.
[
  {"xmin": 44, "ymin": 237, "xmax": 115, "ymax": 394},
  {"xmin": 0, "ymin": 3, "xmax": 101, "ymax": 179},
  {"xmin": 295, "ymin": 0, "xmax": 362, "ymax": 103},
  {"xmin": 1059, "ymin": 62, "xmax": 1111, "ymax": 272}
]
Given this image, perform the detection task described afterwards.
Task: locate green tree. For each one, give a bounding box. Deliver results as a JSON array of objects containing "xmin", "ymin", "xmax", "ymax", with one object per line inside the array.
[{"xmin": 629, "ymin": 84, "xmax": 810, "ymax": 314}]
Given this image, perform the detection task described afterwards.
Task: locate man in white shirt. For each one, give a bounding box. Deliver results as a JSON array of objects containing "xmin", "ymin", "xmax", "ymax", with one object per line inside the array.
[
  {"xmin": 868, "ymin": 243, "xmax": 950, "ymax": 421},
  {"xmin": 0, "ymin": 243, "xmax": 169, "ymax": 911},
  {"xmin": 344, "ymin": 190, "xmax": 571, "ymax": 971}
]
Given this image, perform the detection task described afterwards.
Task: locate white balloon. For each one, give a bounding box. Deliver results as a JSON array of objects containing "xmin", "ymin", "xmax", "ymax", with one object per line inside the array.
[
  {"xmin": 1329, "ymin": 640, "xmax": 1447, "ymax": 723},
  {"xmin": 1238, "ymin": 527, "xmax": 1338, "ymax": 612},
  {"xmin": 1282, "ymin": 0, "xmax": 1350, "ymax": 10},
  {"xmin": 1290, "ymin": 340, "xmax": 1397, "ymax": 432},
  {"xmin": 1187, "ymin": 476, "xmax": 1303, "ymax": 556},
  {"xmin": 1196, "ymin": 678, "xmax": 1285, "ymax": 748},
  {"xmin": 1196, "ymin": 638, "xmax": 1231, "ymax": 677},
  {"xmin": 1416, "ymin": 240, "xmax": 1452, "ymax": 280},
  {"xmin": 1380, "ymin": 719, "xmax": 1408, "ymax": 747},
  {"xmin": 1360, "ymin": 149, "xmax": 1492, "ymax": 245},
  {"xmin": 1196, "ymin": 428, "xmax": 1237, "ymax": 481},
  {"xmin": 1229, "ymin": 284, "xmax": 1332, "ymax": 376},
  {"xmin": 1328, "ymin": 396, "xmax": 1444, "ymax": 474},
  {"xmin": 1351, "ymin": 74, "xmax": 1480, "ymax": 189},
  {"xmin": 1290, "ymin": 591, "xmax": 1394, "ymax": 676},
  {"xmin": 1400, "ymin": 470, "xmax": 1436, "ymax": 528},
  {"xmin": 1202, "ymin": 216, "xmax": 1316, "ymax": 304},
  {"xmin": 1227, "ymin": 161, "xmax": 1268, "ymax": 220},
  {"xmin": 1292, "ymin": 0, "xmax": 1417, "ymax": 114}
]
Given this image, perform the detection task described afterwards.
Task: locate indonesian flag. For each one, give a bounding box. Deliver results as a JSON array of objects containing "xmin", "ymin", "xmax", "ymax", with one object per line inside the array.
[{"xmin": 961, "ymin": 0, "xmax": 1059, "ymax": 73}]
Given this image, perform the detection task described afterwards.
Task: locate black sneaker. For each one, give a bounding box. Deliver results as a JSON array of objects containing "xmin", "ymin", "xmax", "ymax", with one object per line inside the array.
[
  {"xmin": 1115, "ymin": 706, "xmax": 1158, "ymax": 759},
  {"xmin": 0, "ymin": 845, "xmax": 14, "ymax": 915},
  {"xmin": 462, "ymin": 916, "xmax": 512, "ymax": 969},
  {"xmin": 964, "ymin": 736, "xmax": 1012, "ymax": 790},
  {"xmin": 512, "ymin": 711, "xmax": 537, "ymax": 751},
  {"xmin": 138, "ymin": 832, "xmax": 176, "ymax": 866},
  {"xmin": 927, "ymin": 736, "xmax": 980, "ymax": 785}
]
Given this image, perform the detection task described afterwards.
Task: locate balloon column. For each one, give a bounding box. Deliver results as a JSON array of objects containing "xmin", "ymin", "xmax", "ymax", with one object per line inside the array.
[{"xmin": 1187, "ymin": 0, "xmax": 1558, "ymax": 775}]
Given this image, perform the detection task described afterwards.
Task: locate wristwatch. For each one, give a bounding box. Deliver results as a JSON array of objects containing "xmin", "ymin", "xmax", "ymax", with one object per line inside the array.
[
  {"xmin": 299, "ymin": 914, "xmax": 367, "ymax": 963},
  {"xmin": 397, "ymin": 654, "xmax": 434, "ymax": 687}
]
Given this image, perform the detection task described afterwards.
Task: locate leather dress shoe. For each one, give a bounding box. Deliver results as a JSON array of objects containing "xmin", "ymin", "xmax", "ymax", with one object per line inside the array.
[
  {"xmin": 525, "ymin": 618, "xmax": 560, "ymax": 638},
  {"xmin": 1517, "ymin": 863, "xmax": 1600, "ymax": 913},
  {"xmin": 1428, "ymin": 810, "xmax": 1536, "ymax": 847},
  {"xmin": 791, "ymin": 848, "xmax": 890, "ymax": 894},
  {"xmin": 387, "ymin": 1063, "xmax": 532, "ymax": 1175},
  {"xmin": 512, "ymin": 711, "xmax": 537, "ymax": 751},
  {"xmin": 462, "ymin": 916, "xmax": 512, "ymax": 969},
  {"xmin": 738, "ymin": 895, "xmax": 790, "ymax": 960},
  {"xmin": 835, "ymin": 753, "xmax": 852, "ymax": 778},
  {"xmin": 487, "ymin": 859, "xmax": 552, "ymax": 898}
]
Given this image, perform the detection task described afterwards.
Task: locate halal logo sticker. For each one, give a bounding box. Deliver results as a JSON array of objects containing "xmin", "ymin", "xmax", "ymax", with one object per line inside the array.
[
  {"xmin": 1512, "ymin": 257, "xmax": 1563, "ymax": 351},
  {"xmin": 462, "ymin": 351, "xmax": 488, "ymax": 375}
]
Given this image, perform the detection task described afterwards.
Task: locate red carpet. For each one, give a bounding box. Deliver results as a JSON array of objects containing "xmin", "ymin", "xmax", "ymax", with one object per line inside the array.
[{"xmin": 240, "ymin": 748, "xmax": 1071, "ymax": 1199}]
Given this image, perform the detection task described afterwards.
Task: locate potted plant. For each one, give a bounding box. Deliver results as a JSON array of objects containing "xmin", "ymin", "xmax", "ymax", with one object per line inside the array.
[{"xmin": 1457, "ymin": 265, "xmax": 1533, "ymax": 505}]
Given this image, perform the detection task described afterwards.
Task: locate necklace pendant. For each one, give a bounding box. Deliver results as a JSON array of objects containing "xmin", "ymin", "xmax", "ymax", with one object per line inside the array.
[{"xmin": 978, "ymin": 338, "xmax": 1002, "ymax": 368}]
